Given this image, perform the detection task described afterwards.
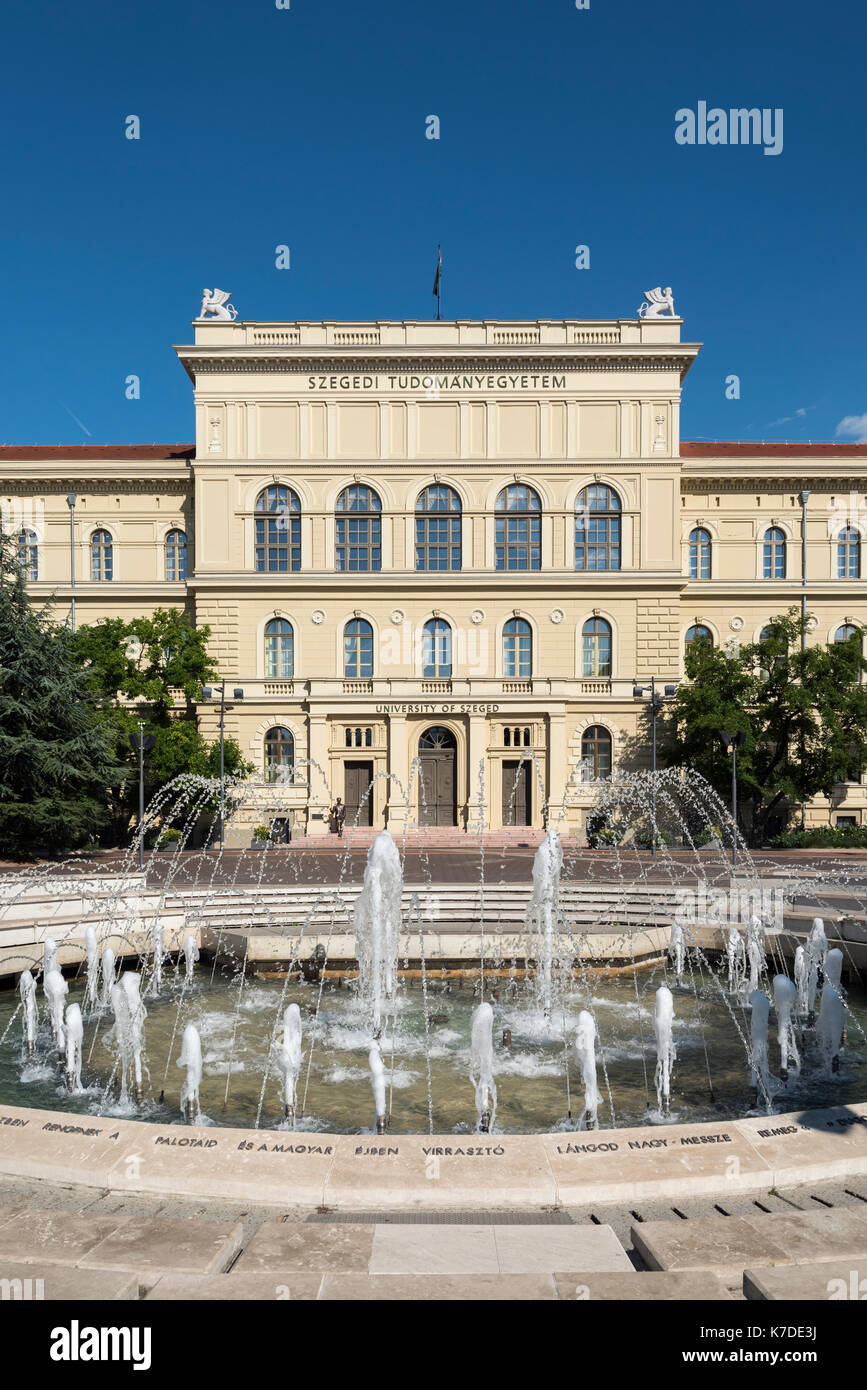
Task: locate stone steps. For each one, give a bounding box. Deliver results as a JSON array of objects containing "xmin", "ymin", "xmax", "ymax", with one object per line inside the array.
[{"xmin": 632, "ymin": 1207, "xmax": 867, "ymax": 1281}]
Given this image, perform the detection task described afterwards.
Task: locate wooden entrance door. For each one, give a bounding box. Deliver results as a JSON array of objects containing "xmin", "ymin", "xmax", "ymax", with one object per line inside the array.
[
  {"xmin": 502, "ymin": 760, "xmax": 531, "ymax": 826},
  {"xmin": 418, "ymin": 726, "xmax": 457, "ymax": 827},
  {"xmin": 344, "ymin": 761, "xmax": 374, "ymax": 826}
]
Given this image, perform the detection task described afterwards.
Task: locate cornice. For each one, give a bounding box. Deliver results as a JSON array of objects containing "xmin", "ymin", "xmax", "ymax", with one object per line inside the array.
[{"xmin": 180, "ymin": 352, "xmax": 696, "ymax": 379}]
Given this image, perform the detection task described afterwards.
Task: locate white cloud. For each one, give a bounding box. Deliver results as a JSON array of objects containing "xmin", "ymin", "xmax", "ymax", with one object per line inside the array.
[{"xmin": 836, "ymin": 414, "xmax": 867, "ymax": 443}]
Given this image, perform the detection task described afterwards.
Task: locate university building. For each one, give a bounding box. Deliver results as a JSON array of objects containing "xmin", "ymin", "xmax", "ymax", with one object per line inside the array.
[{"xmin": 2, "ymin": 308, "xmax": 866, "ymax": 840}]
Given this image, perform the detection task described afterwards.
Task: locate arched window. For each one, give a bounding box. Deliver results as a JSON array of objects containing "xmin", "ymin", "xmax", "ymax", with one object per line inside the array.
[
  {"xmin": 416, "ymin": 485, "xmax": 461, "ymax": 571},
  {"xmin": 336, "ymin": 485, "xmax": 381, "ymax": 572},
  {"xmin": 581, "ymin": 725, "xmax": 612, "ymax": 781},
  {"xmin": 91, "ymin": 529, "xmax": 113, "ymax": 581},
  {"xmin": 582, "ymin": 617, "xmax": 612, "ymax": 678},
  {"xmin": 165, "ymin": 529, "xmax": 186, "ymax": 582},
  {"xmin": 838, "ymin": 528, "xmax": 861, "ymax": 579},
  {"xmin": 255, "ymin": 486, "xmax": 301, "ymax": 573},
  {"xmin": 834, "ymin": 624, "xmax": 860, "ymax": 644},
  {"xmin": 689, "ymin": 527, "xmax": 711, "ymax": 580},
  {"xmin": 422, "ymin": 618, "xmax": 452, "ymax": 678},
  {"xmin": 17, "ymin": 529, "xmax": 37, "ymax": 581},
  {"xmin": 264, "ymin": 726, "xmax": 294, "ymax": 783},
  {"xmin": 763, "ymin": 527, "xmax": 786, "ymax": 579},
  {"xmin": 575, "ymin": 485, "xmax": 621, "ymax": 571},
  {"xmin": 264, "ymin": 618, "xmax": 294, "ymax": 678},
  {"xmin": 503, "ymin": 617, "xmax": 532, "ymax": 678},
  {"xmin": 495, "ymin": 484, "xmax": 541, "ymax": 571},
  {"xmin": 685, "ymin": 624, "xmax": 714, "ymax": 651},
  {"xmin": 344, "ymin": 618, "xmax": 374, "ymax": 678}
]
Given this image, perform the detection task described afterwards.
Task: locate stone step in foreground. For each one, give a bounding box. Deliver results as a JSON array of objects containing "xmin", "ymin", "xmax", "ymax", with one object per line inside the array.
[
  {"xmin": 744, "ymin": 1256, "xmax": 867, "ymax": 1300},
  {"xmin": 632, "ymin": 1207, "xmax": 867, "ymax": 1278},
  {"xmin": 0, "ymin": 1207, "xmax": 244, "ymax": 1276}
]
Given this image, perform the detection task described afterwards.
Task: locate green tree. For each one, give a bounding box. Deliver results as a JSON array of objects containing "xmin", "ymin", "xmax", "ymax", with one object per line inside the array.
[
  {"xmin": 0, "ymin": 533, "xmax": 121, "ymax": 858},
  {"xmin": 73, "ymin": 609, "xmax": 250, "ymax": 842},
  {"xmin": 666, "ymin": 608, "xmax": 867, "ymax": 842}
]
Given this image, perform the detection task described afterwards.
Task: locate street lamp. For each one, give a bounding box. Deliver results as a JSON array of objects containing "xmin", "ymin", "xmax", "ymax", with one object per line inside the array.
[
  {"xmin": 633, "ymin": 679, "xmax": 677, "ymax": 857},
  {"xmin": 128, "ymin": 722, "xmax": 156, "ymax": 871},
  {"xmin": 65, "ymin": 493, "xmax": 76, "ymax": 633},
  {"xmin": 202, "ymin": 680, "xmax": 244, "ymax": 851},
  {"xmin": 717, "ymin": 729, "xmax": 746, "ymax": 866}
]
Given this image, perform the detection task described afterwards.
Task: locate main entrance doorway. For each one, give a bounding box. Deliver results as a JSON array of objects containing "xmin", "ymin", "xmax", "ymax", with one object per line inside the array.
[
  {"xmin": 344, "ymin": 760, "xmax": 374, "ymax": 826},
  {"xmin": 502, "ymin": 759, "xmax": 531, "ymax": 826},
  {"xmin": 418, "ymin": 726, "xmax": 457, "ymax": 827}
]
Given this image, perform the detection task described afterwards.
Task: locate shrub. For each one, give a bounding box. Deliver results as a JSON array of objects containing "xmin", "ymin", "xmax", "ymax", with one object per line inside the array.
[{"xmin": 770, "ymin": 825, "xmax": 867, "ymax": 849}]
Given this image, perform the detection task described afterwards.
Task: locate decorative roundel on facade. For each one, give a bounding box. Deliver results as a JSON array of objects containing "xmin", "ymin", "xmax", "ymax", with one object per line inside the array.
[
  {"xmin": 550, "ymin": 608, "xmax": 565, "ymax": 624},
  {"xmin": 311, "ymin": 609, "xmax": 326, "ymax": 625},
  {"xmin": 729, "ymin": 616, "xmax": 744, "ymax": 631},
  {"xmin": 806, "ymin": 615, "xmax": 819, "ymax": 632},
  {"xmin": 470, "ymin": 609, "xmax": 485, "ymax": 625},
  {"xmin": 390, "ymin": 609, "xmax": 405, "ymax": 625}
]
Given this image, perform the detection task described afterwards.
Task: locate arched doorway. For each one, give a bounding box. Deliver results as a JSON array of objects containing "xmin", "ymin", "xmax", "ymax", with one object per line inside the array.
[{"xmin": 418, "ymin": 726, "xmax": 457, "ymax": 827}]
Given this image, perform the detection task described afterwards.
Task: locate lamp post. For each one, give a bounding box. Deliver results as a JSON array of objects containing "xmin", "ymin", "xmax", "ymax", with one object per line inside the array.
[
  {"xmin": 128, "ymin": 722, "xmax": 156, "ymax": 871},
  {"xmin": 633, "ymin": 679, "xmax": 677, "ymax": 858},
  {"xmin": 65, "ymin": 493, "xmax": 76, "ymax": 633},
  {"xmin": 717, "ymin": 729, "xmax": 746, "ymax": 867},
  {"xmin": 202, "ymin": 680, "xmax": 244, "ymax": 851}
]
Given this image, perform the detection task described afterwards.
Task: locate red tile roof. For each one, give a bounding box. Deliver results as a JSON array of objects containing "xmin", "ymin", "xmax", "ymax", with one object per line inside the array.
[
  {"xmin": 681, "ymin": 442, "xmax": 867, "ymax": 458},
  {"xmin": 0, "ymin": 445, "xmax": 194, "ymax": 460}
]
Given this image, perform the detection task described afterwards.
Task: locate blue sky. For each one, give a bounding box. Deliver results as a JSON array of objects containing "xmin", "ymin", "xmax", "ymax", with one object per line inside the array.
[{"xmin": 0, "ymin": 0, "xmax": 864, "ymax": 445}]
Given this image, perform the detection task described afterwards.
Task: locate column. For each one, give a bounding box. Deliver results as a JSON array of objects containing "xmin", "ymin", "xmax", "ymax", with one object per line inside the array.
[
  {"xmin": 305, "ymin": 714, "xmax": 330, "ymax": 836},
  {"xmin": 386, "ymin": 713, "xmax": 409, "ymax": 831},
  {"xmin": 547, "ymin": 711, "xmax": 568, "ymax": 830},
  {"xmin": 466, "ymin": 714, "xmax": 488, "ymax": 833}
]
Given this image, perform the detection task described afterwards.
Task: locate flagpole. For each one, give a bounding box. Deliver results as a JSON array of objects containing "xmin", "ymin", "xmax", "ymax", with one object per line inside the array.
[{"xmin": 433, "ymin": 244, "xmax": 442, "ymax": 321}]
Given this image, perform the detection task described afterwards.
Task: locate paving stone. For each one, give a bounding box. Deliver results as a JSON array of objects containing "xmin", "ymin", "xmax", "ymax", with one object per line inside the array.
[
  {"xmin": 0, "ymin": 1261, "xmax": 139, "ymax": 1300},
  {"xmin": 234, "ymin": 1221, "xmax": 375, "ymax": 1274},
  {"xmin": 319, "ymin": 1273, "xmax": 558, "ymax": 1300},
  {"xmin": 493, "ymin": 1223, "xmax": 631, "ymax": 1274},
  {"xmin": 145, "ymin": 1271, "xmax": 323, "ymax": 1300},
  {"xmin": 742, "ymin": 1208, "xmax": 867, "ymax": 1262},
  {"xmin": 632, "ymin": 1217, "xmax": 791, "ymax": 1273},
  {"xmin": 554, "ymin": 1270, "xmax": 734, "ymax": 1300},
  {"xmin": 0, "ymin": 1210, "xmax": 131, "ymax": 1266},
  {"xmin": 79, "ymin": 1216, "xmax": 243, "ymax": 1275},
  {"xmin": 369, "ymin": 1224, "xmax": 499, "ymax": 1275},
  {"xmin": 744, "ymin": 1258, "xmax": 867, "ymax": 1301}
]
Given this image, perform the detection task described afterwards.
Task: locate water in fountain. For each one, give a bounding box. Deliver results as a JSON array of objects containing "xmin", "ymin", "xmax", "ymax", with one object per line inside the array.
[
  {"xmin": 353, "ymin": 829, "xmax": 402, "ymax": 1038},
  {"xmin": 107, "ymin": 981, "xmax": 134, "ymax": 1106},
  {"xmin": 178, "ymin": 1023, "xmax": 203, "ymax": 1121},
  {"xmin": 794, "ymin": 945, "xmax": 813, "ymax": 1020},
  {"xmin": 149, "ymin": 920, "xmax": 164, "ymax": 997},
  {"xmin": 750, "ymin": 989, "xmax": 772, "ymax": 1108},
  {"xmin": 747, "ymin": 916, "xmax": 765, "ymax": 993},
  {"xmin": 183, "ymin": 935, "xmax": 199, "ymax": 984},
  {"xmin": 574, "ymin": 1008, "xmax": 599, "ymax": 1129},
  {"xmin": 368, "ymin": 1042, "xmax": 387, "ymax": 1134},
  {"xmin": 653, "ymin": 985, "xmax": 676, "ymax": 1117},
  {"xmin": 670, "ymin": 919, "xmax": 685, "ymax": 986},
  {"xmin": 121, "ymin": 974, "xmax": 147, "ymax": 1103},
  {"xmin": 43, "ymin": 969, "xmax": 68, "ymax": 1050},
  {"xmin": 100, "ymin": 947, "xmax": 116, "ymax": 1010},
  {"xmin": 773, "ymin": 974, "xmax": 799, "ymax": 1082},
  {"xmin": 526, "ymin": 830, "xmax": 563, "ymax": 1019},
  {"xmin": 43, "ymin": 937, "xmax": 57, "ymax": 979},
  {"xmin": 808, "ymin": 917, "xmax": 828, "ymax": 971},
  {"xmin": 64, "ymin": 1003, "xmax": 83, "ymax": 1093},
  {"xmin": 84, "ymin": 927, "xmax": 99, "ymax": 1010},
  {"xmin": 276, "ymin": 1003, "xmax": 302, "ymax": 1124},
  {"xmin": 469, "ymin": 1001, "xmax": 497, "ymax": 1133},
  {"xmin": 19, "ymin": 971, "xmax": 37, "ymax": 1058},
  {"xmin": 817, "ymin": 949, "xmax": 846, "ymax": 1072},
  {"xmin": 726, "ymin": 926, "xmax": 746, "ymax": 994}
]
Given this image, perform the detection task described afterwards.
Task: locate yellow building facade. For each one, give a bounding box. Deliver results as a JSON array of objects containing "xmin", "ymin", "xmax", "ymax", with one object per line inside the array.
[{"xmin": 3, "ymin": 312, "xmax": 867, "ymax": 840}]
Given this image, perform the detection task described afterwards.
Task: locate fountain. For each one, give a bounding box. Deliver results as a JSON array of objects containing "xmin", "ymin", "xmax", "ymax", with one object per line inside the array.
[
  {"xmin": 747, "ymin": 916, "xmax": 765, "ymax": 993},
  {"xmin": 121, "ymin": 973, "xmax": 147, "ymax": 1104},
  {"xmin": 353, "ymin": 830, "xmax": 402, "ymax": 1038},
  {"xmin": 84, "ymin": 927, "xmax": 100, "ymax": 1009},
  {"xmin": 773, "ymin": 974, "xmax": 799, "ymax": 1082},
  {"xmin": 149, "ymin": 920, "xmax": 164, "ymax": 997},
  {"xmin": 43, "ymin": 937, "xmax": 58, "ymax": 979},
  {"xmin": 653, "ymin": 986, "xmax": 676, "ymax": 1117},
  {"xmin": 749, "ymin": 990, "xmax": 771, "ymax": 1108},
  {"xmin": 726, "ymin": 926, "xmax": 746, "ymax": 993},
  {"xmin": 100, "ymin": 947, "xmax": 116, "ymax": 1010},
  {"xmin": 469, "ymin": 1001, "xmax": 497, "ymax": 1133},
  {"xmin": 670, "ymin": 919, "xmax": 685, "ymax": 986},
  {"xmin": 794, "ymin": 945, "xmax": 813, "ymax": 1020},
  {"xmin": 108, "ymin": 982, "xmax": 134, "ymax": 1105},
  {"xmin": 177, "ymin": 1023, "xmax": 203, "ymax": 1122},
  {"xmin": 64, "ymin": 1003, "xmax": 83, "ymax": 1092},
  {"xmin": 183, "ymin": 935, "xmax": 199, "ymax": 984},
  {"xmin": 276, "ymin": 1003, "xmax": 302, "ymax": 1124},
  {"xmin": 526, "ymin": 830, "xmax": 563, "ymax": 1019},
  {"xmin": 817, "ymin": 949, "xmax": 846, "ymax": 1072},
  {"xmin": 43, "ymin": 969, "xmax": 68, "ymax": 1051},
  {"xmin": 368, "ymin": 1042, "xmax": 387, "ymax": 1134},
  {"xmin": 19, "ymin": 971, "xmax": 37, "ymax": 1058},
  {"xmin": 574, "ymin": 1008, "xmax": 599, "ymax": 1129}
]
